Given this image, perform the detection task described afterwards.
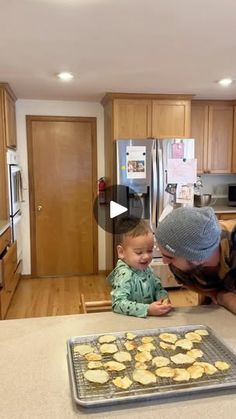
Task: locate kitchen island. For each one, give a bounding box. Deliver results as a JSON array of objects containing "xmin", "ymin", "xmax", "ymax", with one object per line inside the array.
[{"xmin": 0, "ymin": 306, "xmax": 236, "ymax": 418}]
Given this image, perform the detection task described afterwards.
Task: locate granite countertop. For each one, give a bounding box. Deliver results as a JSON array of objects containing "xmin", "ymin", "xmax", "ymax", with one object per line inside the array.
[
  {"xmin": 0, "ymin": 219, "xmax": 10, "ymax": 235},
  {"xmin": 0, "ymin": 306, "xmax": 236, "ymax": 418}
]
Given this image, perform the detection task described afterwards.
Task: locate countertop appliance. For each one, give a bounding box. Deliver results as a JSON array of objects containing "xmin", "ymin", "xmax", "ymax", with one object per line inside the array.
[
  {"xmin": 115, "ymin": 138, "xmax": 196, "ymax": 287},
  {"xmin": 194, "ymin": 193, "xmax": 212, "ymax": 207},
  {"xmin": 228, "ymin": 184, "xmax": 236, "ymax": 207}
]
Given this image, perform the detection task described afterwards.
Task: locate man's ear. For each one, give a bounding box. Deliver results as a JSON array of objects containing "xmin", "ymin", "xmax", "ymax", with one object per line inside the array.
[{"xmin": 117, "ymin": 245, "xmax": 124, "ymax": 259}]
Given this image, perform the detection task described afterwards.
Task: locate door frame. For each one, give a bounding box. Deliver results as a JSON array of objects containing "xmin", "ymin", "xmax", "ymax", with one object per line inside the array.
[{"xmin": 26, "ymin": 115, "xmax": 98, "ymax": 277}]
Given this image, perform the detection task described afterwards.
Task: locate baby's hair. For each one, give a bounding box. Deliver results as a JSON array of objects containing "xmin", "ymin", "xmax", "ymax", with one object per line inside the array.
[{"xmin": 115, "ymin": 216, "xmax": 153, "ymax": 246}]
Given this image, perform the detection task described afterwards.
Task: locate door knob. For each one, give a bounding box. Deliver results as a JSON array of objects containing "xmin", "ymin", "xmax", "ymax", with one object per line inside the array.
[{"xmin": 37, "ymin": 205, "xmax": 43, "ymax": 212}]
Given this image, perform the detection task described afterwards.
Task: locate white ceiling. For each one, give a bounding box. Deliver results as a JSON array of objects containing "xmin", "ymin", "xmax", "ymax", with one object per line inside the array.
[{"xmin": 1, "ymin": 0, "xmax": 236, "ymax": 102}]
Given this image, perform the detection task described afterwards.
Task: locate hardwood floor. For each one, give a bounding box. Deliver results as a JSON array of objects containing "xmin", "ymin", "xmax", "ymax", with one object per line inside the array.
[{"xmin": 6, "ymin": 274, "xmax": 201, "ymax": 320}]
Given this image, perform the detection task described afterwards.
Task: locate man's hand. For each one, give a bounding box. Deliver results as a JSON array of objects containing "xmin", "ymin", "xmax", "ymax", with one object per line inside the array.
[{"xmin": 148, "ymin": 299, "xmax": 172, "ymax": 316}]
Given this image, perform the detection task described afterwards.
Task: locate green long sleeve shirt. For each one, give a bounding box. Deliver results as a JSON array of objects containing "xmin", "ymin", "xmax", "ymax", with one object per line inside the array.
[{"xmin": 107, "ymin": 259, "xmax": 168, "ymax": 318}]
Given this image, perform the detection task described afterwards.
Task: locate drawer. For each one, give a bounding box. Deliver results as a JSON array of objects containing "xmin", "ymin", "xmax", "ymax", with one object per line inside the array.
[
  {"xmin": 0, "ymin": 287, "xmax": 11, "ymax": 319},
  {"xmin": 0, "ymin": 260, "xmax": 22, "ymax": 319},
  {"xmin": 2, "ymin": 241, "xmax": 17, "ymax": 289},
  {"xmin": 6, "ymin": 259, "xmax": 21, "ymax": 293},
  {"xmin": 0, "ymin": 227, "xmax": 11, "ymax": 255}
]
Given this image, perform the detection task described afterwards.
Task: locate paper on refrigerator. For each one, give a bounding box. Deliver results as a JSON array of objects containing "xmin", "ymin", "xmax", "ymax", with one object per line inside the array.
[
  {"xmin": 176, "ymin": 183, "xmax": 194, "ymax": 204},
  {"xmin": 167, "ymin": 158, "xmax": 197, "ymax": 184},
  {"xmin": 126, "ymin": 146, "xmax": 146, "ymax": 179}
]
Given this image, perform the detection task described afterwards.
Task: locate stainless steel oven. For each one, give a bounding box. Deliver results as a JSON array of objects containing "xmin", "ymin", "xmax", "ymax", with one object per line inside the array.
[
  {"xmin": 6, "ymin": 150, "xmax": 23, "ymax": 263},
  {"xmin": 7, "ymin": 150, "xmax": 22, "ymax": 217}
]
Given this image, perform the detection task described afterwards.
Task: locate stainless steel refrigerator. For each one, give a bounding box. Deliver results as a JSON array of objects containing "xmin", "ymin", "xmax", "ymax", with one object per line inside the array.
[{"xmin": 115, "ymin": 138, "xmax": 196, "ymax": 287}]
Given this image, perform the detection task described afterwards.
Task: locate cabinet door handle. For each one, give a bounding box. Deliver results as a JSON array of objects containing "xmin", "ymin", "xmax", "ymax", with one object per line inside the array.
[{"xmin": 37, "ymin": 205, "xmax": 43, "ymax": 212}]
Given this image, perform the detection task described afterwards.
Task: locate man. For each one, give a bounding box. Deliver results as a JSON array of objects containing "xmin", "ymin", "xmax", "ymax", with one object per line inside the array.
[{"xmin": 156, "ymin": 206, "xmax": 236, "ymax": 314}]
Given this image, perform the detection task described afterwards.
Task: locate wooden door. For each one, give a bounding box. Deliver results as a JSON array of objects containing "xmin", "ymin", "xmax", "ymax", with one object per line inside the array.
[
  {"xmin": 208, "ymin": 105, "xmax": 233, "ymax": 173},
  {"xmin": 151, "ymin": 100, "xmax": 191, "ymax": 138},
  {"xmin": 27, "ymin": 116, "xmax": 98, "ymax": 277},
  {"xmin": 113, "ymin": 99, "xmax": 152, "ymax": 139},
  {"xmin": 191, "ymin": 103, "xmax": 209, "ymax": 174}
]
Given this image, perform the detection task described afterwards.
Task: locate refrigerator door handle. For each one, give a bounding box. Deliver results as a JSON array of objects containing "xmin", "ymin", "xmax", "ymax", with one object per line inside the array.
[
  {"xmin": 157, "ymin": 143, "xmax": 164, "ymax": 225},
  {"xmin": 151, "ymin": 143, "xmax": 157, "ymax": 229}
]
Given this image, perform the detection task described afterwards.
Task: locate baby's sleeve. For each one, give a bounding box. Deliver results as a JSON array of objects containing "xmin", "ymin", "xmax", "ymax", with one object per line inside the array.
[{"xmin": 111, "ymin": 268, "xmax": 149, "ymax": 318}]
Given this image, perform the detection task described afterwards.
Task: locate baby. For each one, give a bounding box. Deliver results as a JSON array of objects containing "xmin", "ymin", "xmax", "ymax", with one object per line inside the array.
[{"xmin": 107, "ymin": 216, "xmax": 172, "ymax": 317}]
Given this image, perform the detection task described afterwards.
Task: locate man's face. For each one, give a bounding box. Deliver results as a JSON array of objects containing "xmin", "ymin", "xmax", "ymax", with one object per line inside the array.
[{"xmin": 158, "ymin": 244, "xmax": 199, "ymax": 272}]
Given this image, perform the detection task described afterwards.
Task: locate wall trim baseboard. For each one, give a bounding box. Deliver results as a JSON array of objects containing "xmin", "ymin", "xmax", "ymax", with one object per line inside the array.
[
  {"xmin": 99, "ymin": 270, "xmax": 110, "ymax": 276},
  {"xmin": 21, "ymin": 272, "xmax": 110, "ymax": 279},
  {"xmin": 21, "ymin": 274, "xmax": 32, "ymax": 280}
]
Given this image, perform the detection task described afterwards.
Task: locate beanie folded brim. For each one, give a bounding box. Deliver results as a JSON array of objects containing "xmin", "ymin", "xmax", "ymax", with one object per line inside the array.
[{"xmin": 156, "ymin": 207, "xmax": 221, "ymax": 262}]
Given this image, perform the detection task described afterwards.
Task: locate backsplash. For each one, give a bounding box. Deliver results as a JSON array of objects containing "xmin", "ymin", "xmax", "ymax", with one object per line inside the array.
[{"xmin": 200, "ymin": 174, "xmax": 236, "ymax": 198}]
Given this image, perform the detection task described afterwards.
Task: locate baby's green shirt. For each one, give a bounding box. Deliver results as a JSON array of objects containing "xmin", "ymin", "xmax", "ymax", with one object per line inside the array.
[{"xmin": 107, "ymin": 259, "xmax": 168, "ymax": 317}]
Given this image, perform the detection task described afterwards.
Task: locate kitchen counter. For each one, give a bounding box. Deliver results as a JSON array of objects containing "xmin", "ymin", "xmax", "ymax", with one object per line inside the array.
[
  {"xmin": 0, "ymin": 219, "xmax": 10, "ymax": 235},
  {"xmin": 0, "ymin": 307, "xmax": 236, "ymax": 419},
  {"xmin": 211, "ymin": 205, "xmax": 236, "ymax": 213}
]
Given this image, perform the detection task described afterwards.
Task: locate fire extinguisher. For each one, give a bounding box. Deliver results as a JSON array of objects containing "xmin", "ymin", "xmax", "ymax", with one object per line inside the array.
[{"xmin": 98, "ymin": 177, "xmax": 106, "ymax": 204}]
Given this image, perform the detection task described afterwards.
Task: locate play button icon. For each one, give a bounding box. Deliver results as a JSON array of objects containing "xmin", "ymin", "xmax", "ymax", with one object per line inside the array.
[
  {"xmin": 93, "ymin": 184, "xmax": 143, "ymax": 234},
  {"xmin": 110, "ymin": 201, "xmax": 128, "ymax": 218}
]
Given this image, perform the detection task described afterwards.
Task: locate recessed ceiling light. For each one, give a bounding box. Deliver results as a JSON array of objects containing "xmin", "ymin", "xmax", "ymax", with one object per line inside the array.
[
  {"xmin": 218, "ymin": 78, "xmax": 233, "ymax": 87},
  {"xmin": 57, "ymin": 72, "xmax": 74, "ymax": 81}
]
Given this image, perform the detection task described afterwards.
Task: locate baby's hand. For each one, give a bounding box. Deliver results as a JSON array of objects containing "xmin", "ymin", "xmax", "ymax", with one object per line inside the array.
[{"xmin": 147, "ymin": 299, "xmax": 172, "ymax": 316}]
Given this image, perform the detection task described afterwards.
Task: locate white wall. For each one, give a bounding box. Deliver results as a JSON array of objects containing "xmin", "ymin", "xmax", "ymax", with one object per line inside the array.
[
  {"xmin": 201, "ymin": 173, "xmax": 236, "ymax": 198},
  {"xmin": 16, "ymin": 99, "xmax": 105, "ymax": 274}
]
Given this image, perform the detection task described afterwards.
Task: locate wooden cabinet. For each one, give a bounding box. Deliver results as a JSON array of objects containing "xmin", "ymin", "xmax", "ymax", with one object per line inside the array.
[
  {"xmin": 190, "ymin": 103, "xmax": 208, "ymax": 174},
  {"xmin": 103, "ymin": 93, "xmax": 192, "ymax": 141},
  {"xmin": 0, "ymin": 227, "xmax": 11, "ymax": 254},
  {"xmin": 232, "ymin": 106, "xmax": 236, "ymax": 173},
  {"xmin": 112, "ymin": 97, "xmax": 191, "ymax": 139},
  {"xmin": 0, "ymin": 90, "xmax": 9, "ymax": 220},
  {"xmin": 191, "ymin": 101, "xmax": 233, "ymax": 174},
  {"xmin": 0, "ymin": 228, "xmax": 21, "ymax": 319},
  {"xmin": 113, "ymin": 99, "xmax": 152, "ymax": 139},
  {"xmin": 216, "ymin": 213, "xmax": 236, "ymax": 220},
  {"xmin": 0, "ymin": 83, "xmax": 17, "ymax": 220},
  {"xmin": 152, "ymin": 100, "xmax": 191, "ymax": 138},
  {"xmin": 4, "ymin": 89, "xmax": 17, "ymax": 148},
  {"xmin": 0, "ymin": 83, "xmax": 17, "ymax": 149}
]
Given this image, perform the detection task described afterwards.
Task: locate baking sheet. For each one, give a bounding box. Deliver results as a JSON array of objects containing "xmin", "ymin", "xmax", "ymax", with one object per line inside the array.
[{"xmin": 67, "ymin": 325, "xmax": 236, "ymax": 408}]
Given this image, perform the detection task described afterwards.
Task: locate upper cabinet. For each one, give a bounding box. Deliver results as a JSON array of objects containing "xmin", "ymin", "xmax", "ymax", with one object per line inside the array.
[
  {"xmin": 113, "ymin": 99, "xmax": 152, "ymax": 139},
  {"xmin": 191, "ymin": 101, "xmax": 233, "ymax": 174},
  {"xmin": 4, "ymin": 89, "xmax": 17, "ymax": 149},
  {"xmin": 0, "ymin": 83, "xmax": 17, "ymax": 219},
  {"xmin": 190, "ymin": 103, "xmax": 208, "ymax": 174},
  {"xmin": 103, "ymin": 93, "xmax": 192, "ymax": 142},
  {"xmin": 232, "ymin": 105, "xmax": 236, "ymax": 173},
  {"xmin": 0, "ymin": 83, "xmax": 17, "ymax": 149},
  {"xmin": 151, "ymin": 100, "xmax": 191, "ymax": 138}
]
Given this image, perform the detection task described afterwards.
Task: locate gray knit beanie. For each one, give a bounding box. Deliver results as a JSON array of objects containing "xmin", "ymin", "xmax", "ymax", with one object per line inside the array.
[{"xmin": 156, "ymin": 207, "xmax": 221, "ymax": 262}]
